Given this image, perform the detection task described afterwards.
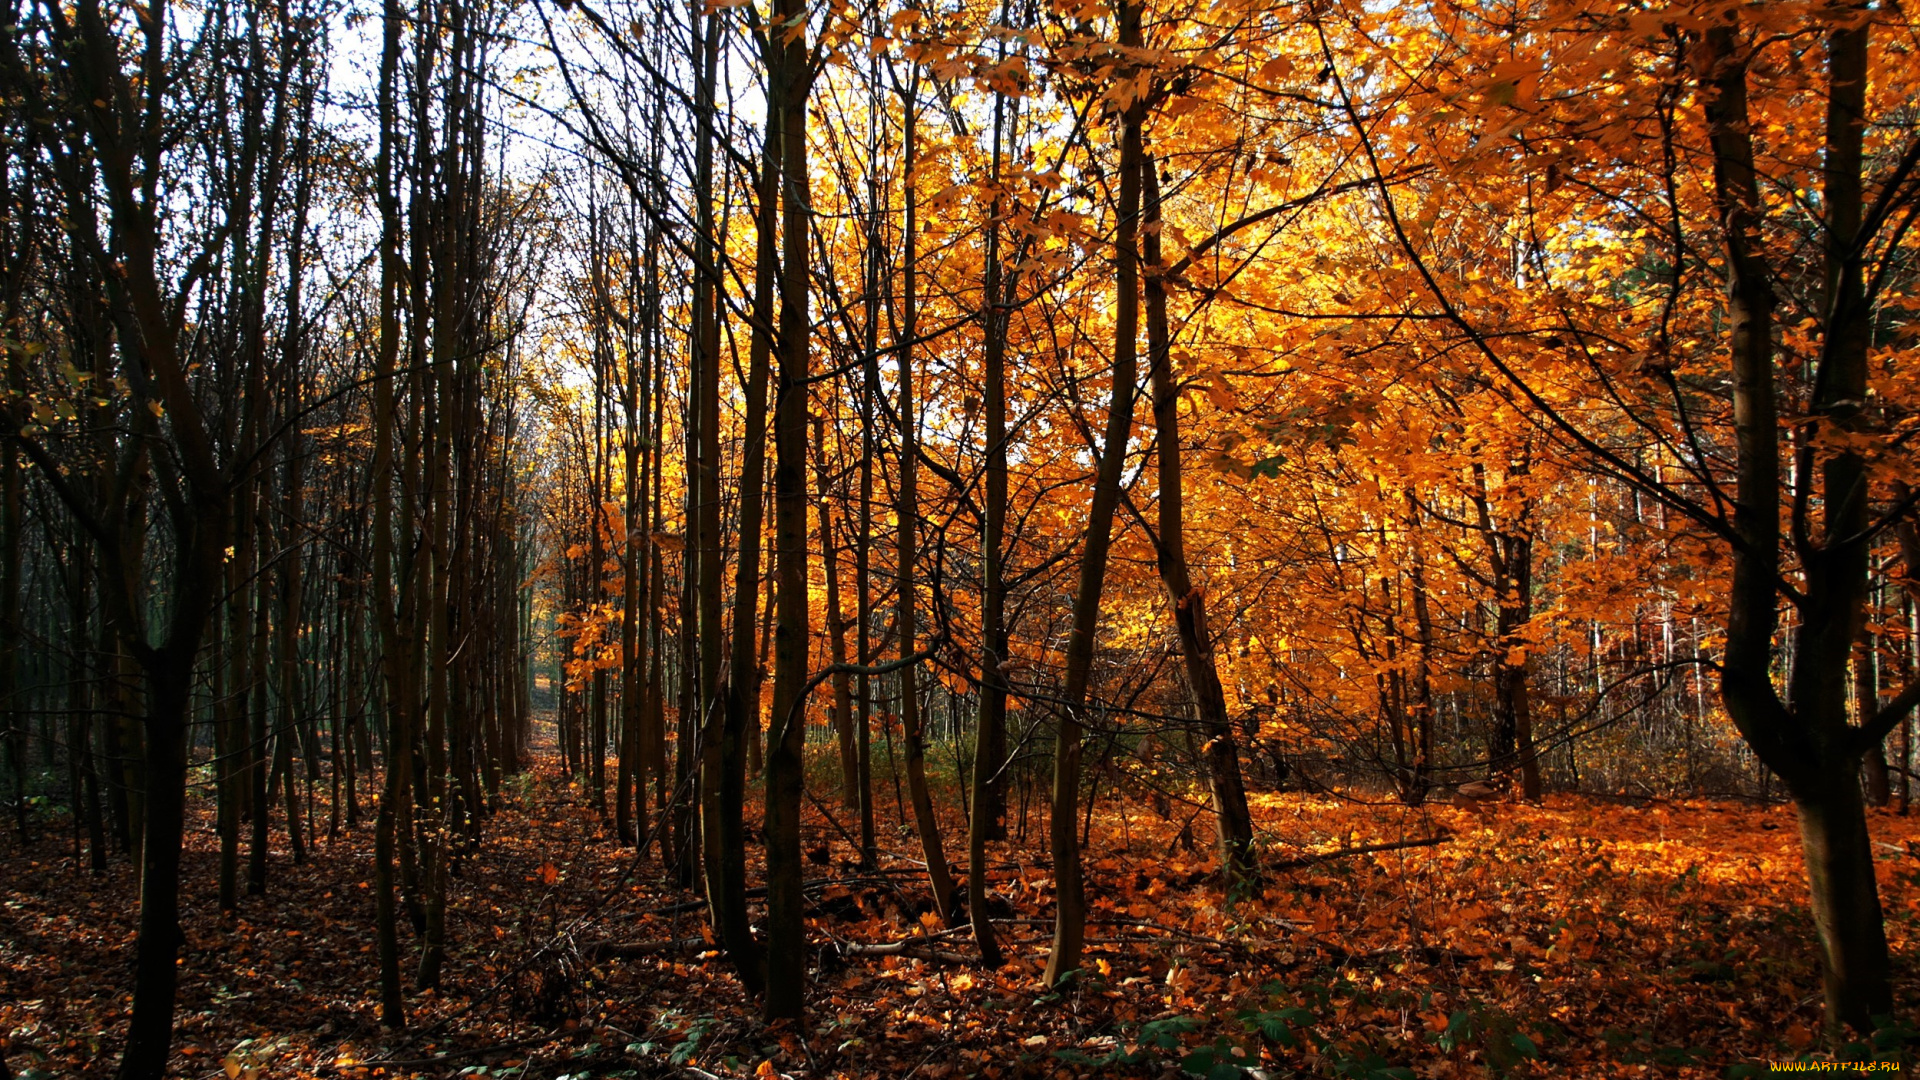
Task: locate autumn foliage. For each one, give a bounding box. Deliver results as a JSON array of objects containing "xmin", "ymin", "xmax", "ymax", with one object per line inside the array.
[{"xmin": 6, "ymin": 0, "xmax": 1920, "ymax": 1076}]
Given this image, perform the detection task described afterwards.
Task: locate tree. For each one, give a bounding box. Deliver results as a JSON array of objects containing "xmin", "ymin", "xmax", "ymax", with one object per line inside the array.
[
  {"xmin": 1045, "ymin": 0, "xmax": 1148, "ymax": 987},
  {"xmin": 762, "ymin": 0, "xmax": 816, "ymax": 1019},
  {"xmin": 1318, "ymin": 0, "xmax": 1920, "ymax": 1038}
]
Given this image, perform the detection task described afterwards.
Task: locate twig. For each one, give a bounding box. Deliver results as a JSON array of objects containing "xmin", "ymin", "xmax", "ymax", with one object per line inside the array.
[
  {"xmin": 991, "ymin": 915, "xmax": 1302, "ymax": 947},
  {"xmin": 634, "ymin": 870, "xmax": 921, "ymax": 916},
  {"xmin": 317, "ymin": 1037, "xmax": 546, "ymax": 1074},
  {"xmin": 585, "ymin": 934, "xmax": 709, "ymax": 958},
  {"xmin": 834, "ymin": 940, "xmax": 975, "ymax": 964},
  {"xmin": 1268, "ymin": 833, "xmax": 1451, "ymax": 871}
]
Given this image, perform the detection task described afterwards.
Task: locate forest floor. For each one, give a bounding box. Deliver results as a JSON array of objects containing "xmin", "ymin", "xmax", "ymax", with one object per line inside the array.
[{"xmin": 4, "ymin": 754, "xmax": 1919, "ymax": 1079}]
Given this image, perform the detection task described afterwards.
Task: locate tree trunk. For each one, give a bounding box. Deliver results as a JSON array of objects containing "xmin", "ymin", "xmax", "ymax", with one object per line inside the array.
[
  {"xmin": 1860, "ymin": 628, "xmax": 1890, "ymax": 808},
  {"xmin": 369, "ymin": 0, "xmax": 407, "ymax": 1024},
  {"xmin": 118, "ymin": 657, "xmax": 197, "ymax": 1080},
  {"xmin": 1402, "ymin": 493, "xmax": 1436, "ymax": 805},
  {"xmin": 1794, "ymin": 761, "xmax": 1892, "ymax": 1034},
  {"xmin": 763, "ymin": 0, "xmax": 813, "ymax": 1017},
  {"xmin": 1700, "ymin": 15, "xmax": 1898, "ymax": 1039},
  {"xmin": 968, "ymin": 72, "xmax": 1011, "ymax": 968},
  {"xmin": 1045, "ymin": 3, "xmax": 1143, "ymax": 985},
  {"xmin": 853, "ymin": 44, "xmax": 883, "ymax": 874},
  {"xmin": 248, "ymin": 494, "xmax": 273, "ymax": 895},
  {"xmin": 731, "ymin": 114, "xmax": 777, "ymax": 852},
  {"xmin": 0, "ymin": 412, "xmax": 20, "ymax": 844},
  {"xmin": 1141, "ymin": 157, "xmax": 1257, "ymax": 888},
  {"xmin": 895, "ymin": 85, "xmax": 959, "ymax": 922},
  {"xmin": 685, "ymin": 2, "xmax": 758, "ymax": 994},
  {"xmin": 814, "ymin": 426, "xmax": 856, "ymax": 809},
  {"xmin": 618, "ymin": 231, "xmax": 646, "ymax": 844}
]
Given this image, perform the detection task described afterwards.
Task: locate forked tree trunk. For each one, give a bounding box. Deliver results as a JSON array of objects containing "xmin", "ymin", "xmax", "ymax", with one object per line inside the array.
[{"xmin": 1700, "ymin": 15, "xmax": 1902, "ymax": 1040}]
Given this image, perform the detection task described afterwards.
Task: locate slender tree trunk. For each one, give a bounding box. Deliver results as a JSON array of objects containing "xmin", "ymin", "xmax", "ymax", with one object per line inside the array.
[
  {"xmin": 968, "ymin": 76, "xmax": 1010, "ymax": 968},
  {"xmin": 370, "ymin": 0, "xmax": 407, "ymax": 1024},
  {"xmin": 1404, "ymin": 494, "xmax": 1436, "ymax": 806},
  {"xmin": 1861, "ymin": 615, "xmax": 1890, "ymax": 808},
  {"xmin": 68, "ymin": 541, "xmax": 106, "ymax": 872},
  {"xmin": 1045, "ymin": 5, "xmax": 1144, "ymax": 985},
  {"xmin": 719, "ymin": 71, "xmax": 777, "ymax": 985},
  {"xmin": 277, "ymin": 114, "xmax": 313, "ymax": 864},
  {"xmin": 736, "ymin": 168, "xmax": 778, "ymax": 795},
  {"xmin": 852, "ymin": 39, "xmax": 885, "ymax": 874},
  {"xmin": 248, "ymin": 492, "xmax": 272, "ymax": 895},
  {"xmin": 216, "ymin": 555, "xmax": 242, "ymax": 907},
  {"xmin": 1140, "ymin": 158, "xmax": 1256, "ymax": 888},
  {"xmin": 618, "ymin": 228, "xmax": 646, "ymax": 843},
  {"xmin": 414, "ymin": 201, "xmax": 454, "ymax": 997},
  {"xmin": 0, "ymin": 414, "xmax": 20, "ymax": 844},
  {"xmin": 684, "ymin": 2, "xmax": 758, "ymax": 989},
  {"xmin": 814, "ymin": 425, "xmax": 855, "ymax": 808},
  {"xmin": 895, "ymin": 87, "xmax": 958, "ymax": 921},
  {"xmin": 763, "ymin": 0, "xmax": 813, "ymax": 1017}
]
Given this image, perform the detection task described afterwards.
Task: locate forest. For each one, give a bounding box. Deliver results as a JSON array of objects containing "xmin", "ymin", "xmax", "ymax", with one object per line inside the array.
[{"xmin": 5, "ymin": 0, "xmax": 1920, "ymax": 1075}]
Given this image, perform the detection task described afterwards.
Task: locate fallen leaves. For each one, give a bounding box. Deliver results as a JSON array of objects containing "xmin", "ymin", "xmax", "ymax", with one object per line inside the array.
[{"xmin": 2, "ymin": 764, "xmax": 1916, "ymax": 1079}]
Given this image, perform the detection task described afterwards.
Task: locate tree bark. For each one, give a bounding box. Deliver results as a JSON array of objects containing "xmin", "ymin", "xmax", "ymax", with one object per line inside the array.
[
  {"xmin": 687, "ymin": 1, "xmax": 759, "ymax": 994},
  {"xmin": 815, "ymin": 424, "xmax": 856, "ymax": 810},
  {"xmin": 1700, "ymin": 14, "xmax": 1895, "ymax": 1038},
  {"xmin": 370, "ymin": 0, "xmax": 408, "ymax": 1024},
  {"xmin": 1141, "ymin": 157, "xmax": 1257, "ymax": 888},
  {"xmin": 1045, "ymin": 2, "xmax": 1144, "ymax": 985},
  {"xmin": 763, "ymin": 0, "xmax": 814, "ymax": 1017},
  {"xmin": 895, "ymin": 86, "xmax": 959, "ymax": 922},
  {"xmin": 120, "ymin": 654, "xmax": 202, "ymax": 1080},
  {"xmin": 968, "ymin": 71, "xmax": 1011, "ymax": 968}
]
